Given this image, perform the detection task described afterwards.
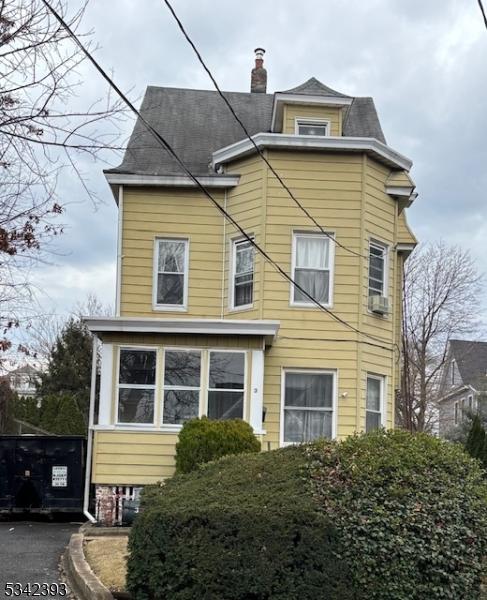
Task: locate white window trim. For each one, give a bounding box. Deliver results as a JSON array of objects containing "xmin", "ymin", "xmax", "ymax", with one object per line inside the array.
[
  {"xmin": 454, "ymin": 400, "xmax": 459, "ymax": 425},
  {"xmin": 366, "ymin": 373, "xmax": 386, "ymax": 431},
  {"xmin": 294, "ymin": 117, "xmax": 330, "ymax": 136},
  {"xmin": 152, "ymin": 236, "xmax": 189, "ymax": 312},
  {"xmin": 229, "ymin": 236, "xmax": 254, "ymax": 312},
  {"xmin": 368, "ymin": 239, "xmax": 389, "ymax": 300},
  {"xmin": 206, "ymin": 349, "xmax": 247, "ymax": 420},
  {"xmin": 280, "ymin": 368, "xmax": 338, "ymax": 447},
  {"xmin": 116, "ymin": 345, "xmax": 158, "ymax": 427},
  {"xmin": 161, "ymin": 347, "xmax": 202, "ymax": 426},
  {"xmin": 290, "ymin": 231, "xmax": 335, "ymax": 308}
]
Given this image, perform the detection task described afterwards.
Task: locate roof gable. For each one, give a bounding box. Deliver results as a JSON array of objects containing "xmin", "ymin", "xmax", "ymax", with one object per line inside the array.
[
  {"xmin": 281, "ymin": 77, "xmax": 351, "ymax": 98},
  {"xmin": 450, "ymin": 340, "xmax": 487, "ymax": 389}
]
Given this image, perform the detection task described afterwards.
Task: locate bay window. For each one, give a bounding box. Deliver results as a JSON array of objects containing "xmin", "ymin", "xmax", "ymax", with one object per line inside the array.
[
  {"xmin": 292, "ymin": 233, "xmax": 333, "ymax": 306},
  {"xmin": 366, "ymin": 374, "xmax": 384, "ymax": 432},
  {"xmin": 368, "ymin": 241, "xmax": 387, "ymax": 297},
  {"xmin": 283, "ymin": 370, "xmax": 335, "ymax": 443},
  {"xmin": 154, "ymin": 238, "xmax": 188, "ymax": 309},
  {"xmin": 231, "ymin": 238, "xmax": 254, "ymax": 309},
  {"xmin": 117, "ymin": 348, "xmax": 156, "ymax": 424}
]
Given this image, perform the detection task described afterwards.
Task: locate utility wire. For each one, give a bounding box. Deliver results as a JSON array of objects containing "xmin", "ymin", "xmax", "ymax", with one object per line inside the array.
[
  {"xmin": 478, "ymin": 0, "xmax": 487, "ymax": 29},
  {"xmin": 162, "ymin": 0, "xmax": 373, "ymax": 262},
  {"xmin": 40, "ymin": 0, "xmax": 395, "ymax": 352}
]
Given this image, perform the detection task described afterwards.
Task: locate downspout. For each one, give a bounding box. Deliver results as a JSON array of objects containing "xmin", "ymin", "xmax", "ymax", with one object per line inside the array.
[
  {"xmin": 83, "ymin": 335, "xmax": 98, "ymax": 523},
  {"xmin": 115, "ymin": 185, "xmax": 123, "ymax": 316},
  {"xmin": 220, "ymin": 189, "xmax": 227, "ymax": 319}
]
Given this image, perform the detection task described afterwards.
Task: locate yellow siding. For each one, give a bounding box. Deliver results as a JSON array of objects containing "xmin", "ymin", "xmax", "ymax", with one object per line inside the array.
[
  {"xmin": 282, "ymin": 104, "xmax": 342, "ymax": 136},
  {"xmin": 397, "ymin": 211, "xmax": 418, "ymax": 245},
  {"xmin": 92, "ymin": 431, "xmax": 179, "ymax": 484},
  {"xmin": 386, "ymin": 170, "xmax": 415, "ymax": 188},
  {"xmin": 98, "ymin": 144, "xmax": 417, "ymax": 485},
  {"xmin": 120, "ymin": 188, "xmax": 224, "ymax": 317}
]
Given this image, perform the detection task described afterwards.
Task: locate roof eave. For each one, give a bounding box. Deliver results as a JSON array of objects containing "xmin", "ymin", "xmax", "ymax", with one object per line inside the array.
[
  {"xmin": 84, "ymin": 316, "xmax": 280, "ymax": 347},
  {"xmin": 212, "ymin": 133, "xmax": 413, "ymax": 172}
]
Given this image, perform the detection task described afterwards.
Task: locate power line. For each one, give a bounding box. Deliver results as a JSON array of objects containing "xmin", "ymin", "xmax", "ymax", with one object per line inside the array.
[
  {"xmin": 40, "ymin": 0, "xmax": 395, "ymax": 353},
  {"xmin": 162, "ymin": 0, "xmax": 372, "ymax": 262},
  {"xmin": 478, "ymin": 0, "xmax": 487, "ymax": 29}
]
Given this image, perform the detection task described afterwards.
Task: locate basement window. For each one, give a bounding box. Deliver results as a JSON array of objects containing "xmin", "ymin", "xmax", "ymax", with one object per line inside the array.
[{"xmin": 295, "ymin": 118, "xmax": 330, "ymax": 136}]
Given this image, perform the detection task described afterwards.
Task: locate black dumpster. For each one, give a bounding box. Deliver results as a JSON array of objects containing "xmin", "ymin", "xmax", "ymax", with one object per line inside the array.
[{"xmin": 0, "ymin": 435, "xmax": 85, "ymax": 514}]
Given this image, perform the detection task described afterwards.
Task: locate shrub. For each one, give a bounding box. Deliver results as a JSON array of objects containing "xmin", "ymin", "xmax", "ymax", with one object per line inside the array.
[
  {"xmin": 128, "ymin": 447, "xmax": 356, "ymax": 600},
  {"xmin": 309, "ymin": 430, "xmax": 487, "ymax": 600},
  {"xmin": 174, "ymin": 417, "xmax": 261, "ymax": 474}
]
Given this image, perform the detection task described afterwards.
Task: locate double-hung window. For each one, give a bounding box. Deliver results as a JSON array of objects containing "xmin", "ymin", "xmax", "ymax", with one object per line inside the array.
[
  {"xmin": 454, "ymin": 401, "xmax": 459, "ymax": 425},
  {"xmin": 295, "ymin": 118, "xmax": 329, "ymax": 136},
  {"xmin": 207, "ymin": 351, "xmax": 245, "ymax": 420},
  {"xmin": 366, "ymin": 374, "xmax": 384, "ymax": 432},
  {"xmin": 232, "ymin": 239, "xmax": 254, "ymax": 308},
  {"xmin": 292, "ymin": 233, "xmax": 333, "ymax": 306},
  {"xmin": 368, "ymin": 241, "xmax": 387, "ymax": 297},
  {"xmin": 162, "ymin": 349, "xmax": 201, "ymax": 424},
  {"xmin": 283, "ymin": 371, "xmax": 334, "ymax": 443},
  {"xmin": 154, "ymin": 238, "xmax": 188, "ymax": 309},
  {"xmin": 117, "ymin": 348, "xmax": 156, "ymax": 424}
]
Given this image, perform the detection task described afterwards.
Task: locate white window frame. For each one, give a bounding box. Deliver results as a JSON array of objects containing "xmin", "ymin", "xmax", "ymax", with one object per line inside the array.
[
  {"xmin": 280, "ymin": 368, "xmax": 337, "ymax": 447},
  {"xmin": 454, "ymin": 400, "xmax": 459, "ymax": 425},
  {"xmin": 294, "ymin": 117, "xmax": 330, "ymax": 137},
  {"xmin": 161, "ymin": 347, "xmax": 202, "ymax": 427},
  {"xmin": 229, "ymin": 236, "xmax": 254, "ymax": 311},
  {"xmin": 152, "ymin": 237, "xmax": 189, "ymax": 311},
  {"xmin": 290, "ymin": 231, "xmax": 335, "ymax": 308},
  {"xmin": 206, "ymin": 349, "xmax": 247, "ymax": 420},
  {"xmin": 116, "ymin": 345, "xmax": 158, "ymax": 427},
  {"xmin": 368, "ymin": 239, "xmax": 388, "ymax": 299},
  {"xmin": 366, "ymin": 373, "xmax": 386, "ymax": 431}
]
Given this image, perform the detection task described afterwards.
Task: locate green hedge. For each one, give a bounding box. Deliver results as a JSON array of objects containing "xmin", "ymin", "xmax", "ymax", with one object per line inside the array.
[
  {"xmin": 309, "ymin": 430, "xmax": 487, "ymax": 600},
  {"xmin": 174, "ymin": 417, "xmax": 261, "ymax": 474},
  {"xmin": 128, "ymin": 447, "xmax": 355, "ymax": 600}
]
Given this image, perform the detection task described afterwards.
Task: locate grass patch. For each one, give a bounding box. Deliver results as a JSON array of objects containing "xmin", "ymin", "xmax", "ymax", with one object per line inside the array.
[{"xmin": 84, "ymin": 537, "xmax": 128, "ymax": 593}]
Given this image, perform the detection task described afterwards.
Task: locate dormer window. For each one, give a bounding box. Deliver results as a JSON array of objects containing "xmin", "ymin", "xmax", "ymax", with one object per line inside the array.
[{"xmin": 295, "ymin": 118, "xmax": 330, "ymax": 137}]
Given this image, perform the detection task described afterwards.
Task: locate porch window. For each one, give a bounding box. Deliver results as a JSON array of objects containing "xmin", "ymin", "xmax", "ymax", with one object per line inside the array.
[
  {"xmin": 162, "ymin": 350, "xmax": 201, "ymax": 424},
  {"xmin": 154, "ymin": 238, "xmax": 188, "ymax": 308},
  {"xmin": 207, "ymin": 351, "xmax": 245, "ymax": 419},
  {"xmin": 117, "ymin": 349, "xmax": 156, "ymax": 424},
  {"xmin": 368, "ymin": 241, "xmax": 387, "ymax": 297},
  {"xmin": 232, "ymin": 238, "xmax": 254, "ymax": 308},
  {"xmin": 292, "ymin": 233, "xmax": 333, "ymax": 306},
  {"xmin": 366, "ymin": 374, "xmax": 384, "ymax": 432},
  {"xmin": 283, "ymin": 371, "xmax": 334, "ymax": 443}
]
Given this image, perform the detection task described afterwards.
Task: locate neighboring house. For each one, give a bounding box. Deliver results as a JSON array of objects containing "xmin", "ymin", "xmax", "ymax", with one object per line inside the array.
[
  {"xmin": 437, "ymin": 340, "xmax": 487, "ymax": 436},
  {"xmin": 7, "ymin": 364, "xmax": 39, "ymax": 398},
  {"xmin": 84, "ymin": 49, "xmax": 418, "ymax": 522}
]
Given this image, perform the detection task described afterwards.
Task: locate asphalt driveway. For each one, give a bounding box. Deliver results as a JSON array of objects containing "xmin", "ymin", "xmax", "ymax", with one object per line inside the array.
[{"xmin": 0, "ymin": 519, "xmax": 80, "ymax": 598}]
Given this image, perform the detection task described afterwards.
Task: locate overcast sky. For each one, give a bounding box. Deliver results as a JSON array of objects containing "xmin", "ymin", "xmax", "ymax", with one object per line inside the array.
[{"xmin": 29, "ymin": 0, "xmax": 487, "ymax": 325}]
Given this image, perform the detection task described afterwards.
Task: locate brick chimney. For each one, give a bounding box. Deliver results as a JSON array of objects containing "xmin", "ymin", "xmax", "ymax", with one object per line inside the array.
[{"xmin": 251, "ymin": 48, "xmax": 267, "ymax": 93}]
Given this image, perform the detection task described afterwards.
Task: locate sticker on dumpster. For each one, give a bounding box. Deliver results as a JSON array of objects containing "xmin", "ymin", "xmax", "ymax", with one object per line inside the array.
[{"xmin": 52, "ymin": 466, "xmax": 68, "ymax": 487}]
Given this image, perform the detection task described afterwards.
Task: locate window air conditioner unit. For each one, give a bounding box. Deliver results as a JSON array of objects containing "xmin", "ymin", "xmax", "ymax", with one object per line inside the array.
[{"xmin": 369, "ymin": 295, "xmax": 389, "ymax": 315}]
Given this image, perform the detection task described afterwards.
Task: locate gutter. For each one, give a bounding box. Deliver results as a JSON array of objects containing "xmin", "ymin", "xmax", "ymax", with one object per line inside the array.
[{"xmin": 83, "ymin": 336, "xmax": 98, "ymax": 523}]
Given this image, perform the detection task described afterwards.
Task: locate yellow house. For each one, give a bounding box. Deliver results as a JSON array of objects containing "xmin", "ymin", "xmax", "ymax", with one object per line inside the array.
[{"xmin": 84, "ymin": 49, "xmax": 417, "ymax": 523}]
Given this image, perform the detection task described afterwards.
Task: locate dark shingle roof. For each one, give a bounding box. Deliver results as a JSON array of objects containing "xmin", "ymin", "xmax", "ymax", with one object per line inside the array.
[
  {"xmin": 280, "ymin": 77, "xmax": 351, "ymax": 98},
  {"xmin": 450, "ymin": 340, "xmax": 487, "ymax": 388},
  {"xmin": 108, "ymin": 82, "xmax": 386, "ymax": 177}
]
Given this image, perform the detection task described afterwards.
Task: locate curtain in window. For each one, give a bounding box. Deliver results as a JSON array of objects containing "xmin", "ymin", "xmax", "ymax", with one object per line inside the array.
[
  {"xmin": 157, "ymin": 240, "xmax": 186, "ymax": 305},
  {"xmin": 294, "ymin": 236, "xmax": 330, "ymax": 303},
  {"xmin": 284, "ymin": 372, "xmax": 333, "ymax": 442}
]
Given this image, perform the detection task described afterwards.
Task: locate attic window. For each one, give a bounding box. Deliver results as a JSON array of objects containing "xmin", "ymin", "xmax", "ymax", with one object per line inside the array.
[{"xmin": 295, "ymin": 118, "xmax": 330, "ymax": 136}]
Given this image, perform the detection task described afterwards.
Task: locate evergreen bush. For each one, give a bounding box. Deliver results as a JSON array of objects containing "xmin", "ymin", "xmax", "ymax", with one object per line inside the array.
[
  {"xmin": 128, "ymin": 447, "xmax": 355, "ymax": 600},
  {"xmin": 174, "ymin": 417, "xmax": 261, "ymax": 474},
  {"xmin": 309, "ymin": 430, "xmax": 487, "ymax": 600}
]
